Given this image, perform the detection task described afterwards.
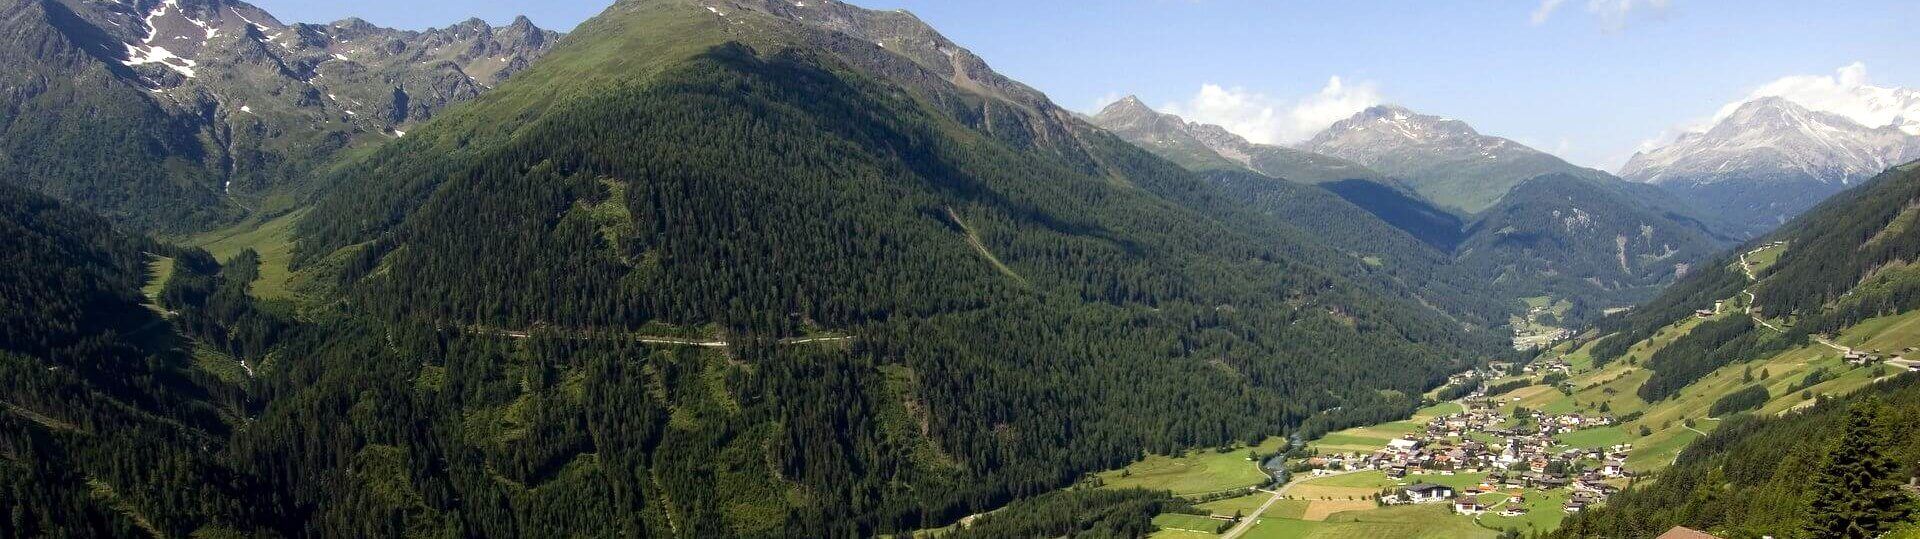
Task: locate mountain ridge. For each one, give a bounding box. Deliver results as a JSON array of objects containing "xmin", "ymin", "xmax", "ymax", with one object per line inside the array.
[
  {"xmin": 0, "ymin": 0, "xmax": 559, "ymax": 230},
  {"xmin": 1303, "ymin": 104, "xmax": 1618, "ymax": 215},
  {"xmin": 1622, "ymin": 96, "xmax": 1920, "ymax": 237}
]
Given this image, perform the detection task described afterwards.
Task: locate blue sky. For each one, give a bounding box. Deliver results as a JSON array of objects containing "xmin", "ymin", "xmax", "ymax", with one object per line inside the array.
[{"xmin": 248, "ymin": 0, "xmax": 1919, "ymax": 170}]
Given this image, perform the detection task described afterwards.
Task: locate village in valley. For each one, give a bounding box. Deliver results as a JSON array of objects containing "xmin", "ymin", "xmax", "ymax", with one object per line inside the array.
[{"xmin": 1294, "ymin": 364, "xmax": 1632, "ymax": 519}]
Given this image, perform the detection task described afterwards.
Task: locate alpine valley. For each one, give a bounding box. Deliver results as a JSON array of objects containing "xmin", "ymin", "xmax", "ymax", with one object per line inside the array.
[{"xmin": 0, "ymin": 1, "xmax": 1915, "ymax": 538}]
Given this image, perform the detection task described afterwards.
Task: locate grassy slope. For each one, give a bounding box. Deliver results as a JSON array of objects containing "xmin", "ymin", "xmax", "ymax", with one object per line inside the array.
[
  {"xmin": 1305, "ymin": 401, "xmax": 1461, "ymax": 455},
  {"xmin": 1098, "ymin": 437, "xmax": 1287, "ymax": 495},
  {"xmin": 181, "ymin": 210, "xmax": 304, "ymax": 300},
  {"xmin": 1242, "ymin": 504, "xmax": 1496, "ymax": 539},
  {"xmin": 142, "ymin": 255, "xmax": 175, "ymax": 306}
]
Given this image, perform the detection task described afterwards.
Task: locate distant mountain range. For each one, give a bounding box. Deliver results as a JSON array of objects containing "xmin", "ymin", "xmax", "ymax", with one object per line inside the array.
[
  {"xmin": 1302, "ymin": 104, "xmax": 1618, "ymax": 215},
  {"xmin": 1092, "ymin": 96, "xmax": 1393, "ymax": 185},
  {"xmin": 1623, "ymin": 96, "xmax": 1920, "ymax": 237},
  {"xmin": 1094, "ymin": 97, "xmax": 1731, "ymax": 316},
  {"xmin": 0, "ymin": 0, "xmax": 557, "ymax": 230},
  {"xmin": 1092, "ymin": 96, "xmax": 1468, "ymax": 249}
]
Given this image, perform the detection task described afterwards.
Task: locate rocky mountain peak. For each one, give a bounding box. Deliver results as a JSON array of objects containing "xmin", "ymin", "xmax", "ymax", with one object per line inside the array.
[{"xmin": 1620, "ymin": 94, "xmax": 1920, "ymax": 236}]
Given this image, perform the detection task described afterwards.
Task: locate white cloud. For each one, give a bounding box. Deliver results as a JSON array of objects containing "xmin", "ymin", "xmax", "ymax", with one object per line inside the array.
[
  {"xmin": 1703, "ymin": 62, "xmax": 1920, "ymax": 135},
  {"xmin": 1586, "ymin": 0, "xmax": 1672, "ymax": 31},
  {"xmin": 1162, "ymin": 76, "xmax": 1382, "ymax": 145},
  {"xmin": 1537, "ymin": 0, "xmax": 1671, "ymax": 30},
  {"xmin": 1530, "ymin": 0, "xmax": 1567, "ymax": 25}
]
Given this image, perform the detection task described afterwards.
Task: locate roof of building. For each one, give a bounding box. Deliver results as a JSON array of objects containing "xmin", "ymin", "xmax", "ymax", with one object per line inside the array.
[
  {"xmin": 1404, "ymin": 483, "xmax": 1450, "ymax": 492},
  {"xmin": 1655, "ymin": 526, "xmax": 1723, "ymax": 539}
]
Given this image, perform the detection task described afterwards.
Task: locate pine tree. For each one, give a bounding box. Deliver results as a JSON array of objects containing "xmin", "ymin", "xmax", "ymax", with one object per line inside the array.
[{"xmin": 1805, "ymin": 398, "xmax": 1915, "ymax": 538}]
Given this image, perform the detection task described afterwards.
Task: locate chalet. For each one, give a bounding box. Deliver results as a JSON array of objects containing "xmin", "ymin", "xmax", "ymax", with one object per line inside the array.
[
  {"xmin": 1385, "ymin": 466, "xmax": 1407, "ymax": 479},
  {"xmin": 1499, "ymin": 507, "xmax": 1527, "ymax": 517},
  {"xmin": 1600, "ymin": 461, "xmax": 1626, "ymax": 478},
  {"xmin": 1563, "ymin": 501, "xmax": 1586, "ymax": 513},
  {"xmin": 1403, "ymin": 483, "xmax": 1454, "ymax": 503},
  {"xmin": 1453, "ymin": 499, "xmax": 1486, "ymax": 515}
]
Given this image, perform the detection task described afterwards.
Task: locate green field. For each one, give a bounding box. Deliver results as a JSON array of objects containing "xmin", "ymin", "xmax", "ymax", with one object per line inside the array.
[
  {"xmin": 1475, "ymin": 488, "xmax": 1570, "ymax": 534},
  {"xmin": 1154, "ymin": 513, "xmax": 1228, "ymax": 535},
  {"xmin": 1743, "ymin": 243, "xmax": 1787, "ymax": 276},
  {"xmin": 1098, "ymin": 437, "xmax": 1285, "ymax": 495},
  {"xmin": 1198, "ymin": 493, "xmax": 1294, "ymax": 518},
  {"xmin": 1552, "ymin": 426, "xmax": 1628, "ymax": 449},
  {"xmin": 184, "ymin": 209, "xmax": 304, "ymax": 300},
  {"xmin": 142, "ymin": 255, "xmax": 175, "ymax": 306},
  {"xmin": 1241, "ymin": 504, "xmax": 1496, "ymax": 539}
]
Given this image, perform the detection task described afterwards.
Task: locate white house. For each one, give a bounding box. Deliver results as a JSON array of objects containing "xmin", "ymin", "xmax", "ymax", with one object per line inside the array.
[{"xmin": 1404, "ymin": 483, "xmax": 1454, "ymax": 503}]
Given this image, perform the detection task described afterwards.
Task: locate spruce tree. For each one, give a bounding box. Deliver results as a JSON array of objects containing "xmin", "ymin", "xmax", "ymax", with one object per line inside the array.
[{"xmin": 1805, "ymin": 398, "xmax": 1914, "ymax": 538}]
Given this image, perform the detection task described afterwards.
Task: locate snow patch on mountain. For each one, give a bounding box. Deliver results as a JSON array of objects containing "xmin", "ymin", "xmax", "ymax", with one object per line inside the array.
[{"xmin": 1623, "ymin": 97, "xmax": 1920, "ymax": 187}]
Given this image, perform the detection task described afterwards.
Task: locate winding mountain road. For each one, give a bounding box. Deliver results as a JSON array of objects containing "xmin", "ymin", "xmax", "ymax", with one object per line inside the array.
[{"xmin": 467, "ymin": 326, "xmax": 853, "ymax": 347}]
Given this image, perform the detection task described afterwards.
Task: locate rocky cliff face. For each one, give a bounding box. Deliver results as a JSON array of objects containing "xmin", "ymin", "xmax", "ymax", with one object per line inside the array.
[{"xmin": 0, "ymin": 0, "xmax": 558, "ymax": 229}]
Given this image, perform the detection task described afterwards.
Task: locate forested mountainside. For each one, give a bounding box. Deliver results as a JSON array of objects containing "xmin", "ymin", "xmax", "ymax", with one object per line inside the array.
[
  {"xmin": 1593, "ymin": 161, "xmax": 1920, "ymax": 362},
  {"xmin": 0, "ymin": 0, "xmax": 1513, "ymax": 535},
  {"xmin": 1202, "ymin": 170, "xmax": 1511, "ymax": 325},
  {"xmin": 1317, "ymin": 178, "xmax": 1467, "ymax": 249},
  {"xmin": 0, "ymin": 0, "xmax": 556, "ymax": 231},
  {"xmin": 1457, "ymin": 174, "xmax": 1727, "ymax": 316},
  {"xmin": 1623, "ymin": 97, "xmax": 1920, "ymax": 238},
  {"xmin": 1550, "ymin": 161, "xmax": 1920, "ymax": 537},
  {"xmin": 1554, "ymin": 374, "xmax": 1920, "ymax": 538},
  {"xmin": 0, "ymin": 183, "xmax": 250, "ymax": 537}
]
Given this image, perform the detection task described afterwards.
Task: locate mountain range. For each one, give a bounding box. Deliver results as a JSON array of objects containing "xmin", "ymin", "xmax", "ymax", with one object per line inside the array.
[
  {"xmin": 1094, "ymin": 96, "xmax": 1731, "ymax": 321},
  {"xmin": 0, "ymin": 0, "xmax": 557, "ymax": 230},
  {"xmin": 0, "ymin": 0, "xmax": 1914, "ymax": 537},
  {"xmin": 1623, "ymin": 96, "xmax": 1920, "ymax": 237}
]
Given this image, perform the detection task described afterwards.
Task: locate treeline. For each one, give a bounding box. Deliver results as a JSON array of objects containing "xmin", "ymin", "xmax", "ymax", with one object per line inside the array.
[
  {"xmin": 1486, "ymin": 379, "xmax": 1534, "ymax": 396},
  {"xmin": 1707, "ymin": 385, "xmax": 1769, "ymax": 417},
  {"xmin": 1638, "ymin": 316, "xmax": 1796, "ymax": 402},
  {"xmin": 1586, "ymin": 261, "xmax": 1749, "ymax": 365},
  {"xmin": 1554, "ymin": 374, "xmax": 1920, "ymax": 538},
  {"xmin": 159, "ymin": 248, "xmax": 295, "ymax": 362},
  {"xmin": 1753, "ymin": 164, "xmax": 1920, "ymax": 321},
  {"xmin": 946, "ymin": 488, "xmax": 1189, "ymax": 538}
]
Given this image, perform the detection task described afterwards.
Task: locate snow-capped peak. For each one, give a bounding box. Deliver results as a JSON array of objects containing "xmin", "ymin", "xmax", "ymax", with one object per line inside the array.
[{"xmin": 1623, "ymin": 96, "xmax": 1920, "ymax": 187}]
